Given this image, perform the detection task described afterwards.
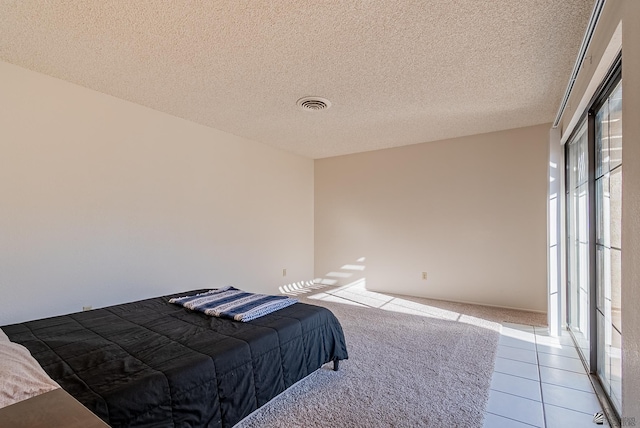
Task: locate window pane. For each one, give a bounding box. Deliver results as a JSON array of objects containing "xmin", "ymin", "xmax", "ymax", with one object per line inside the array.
[
  {"xmin": 570, "ymin": 134, "xmax": 579, "ymax": 188},
  {"xmin": 578, "ymin": 131, "xmax": 589, "ymax": 185},
  {"xmin": 596, "ymin": 245, "xmax": 604, "ymax": 310},
  {"xmin": 597, "ymin": 312, "xmax": 609, "ymax": 390},
  {"xmin": 609, "ymin": 82, "xmax": 622, "ymax": 170},
  {"xmin": 611, "ymin": 248, "xmax": 622, "ymax": 332},
  {"xmin": 610, "ymin": 167, "xmax": 622, "ymax": 249},
  {"xmin": 596, "ymin": 176, "xmax": 605, "ymax": 245},
  {"xmin": 595, "ymin": 101, "xmax": 608, "ymax": 178},
  {"xmin": 610, "ymin": 328, "xmax": 622, "ymax": 411},
  {"xmin": 577, "ymin": 183, "xmax": 589, "ymax": 244}
]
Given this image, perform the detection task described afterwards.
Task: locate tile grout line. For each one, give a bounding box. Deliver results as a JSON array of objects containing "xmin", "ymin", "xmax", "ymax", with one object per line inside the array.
[
  {"xmin": 485, "ymin": 411, "xmax": 541, "ymax": 428},
  {"xmin": 495, "ymin": 354, "xmax": 539, "ymax": 366},
  {"xmin": 534, "ymin": 350, "xmax": 581, "ymax": 360},
  {"xmin": 489, "ymin": 388, "xmax": 541, "ymax": 403},
  {"xmin": 537, "ymin": 364, "xmax": 592, "ymax": 375},
  {"xmin": 544, "ymin": 401, "xmax": 604, "ymax": 418},
  {"xmin": 534, "ymin": 328, "xmax": 551, "ymax": 428},
  {"xmin": 539, "ymin": 378, "xmax": 600, "ymax": 394},
  {"xmin": 493, "ymin": 369, "xmax": 541, "ymax": 383}
]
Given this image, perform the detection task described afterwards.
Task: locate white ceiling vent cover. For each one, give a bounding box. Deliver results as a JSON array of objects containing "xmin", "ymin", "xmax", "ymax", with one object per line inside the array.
[{"xmin": 297, "ymin": 96, "xmax": 332, "ymax": 111}]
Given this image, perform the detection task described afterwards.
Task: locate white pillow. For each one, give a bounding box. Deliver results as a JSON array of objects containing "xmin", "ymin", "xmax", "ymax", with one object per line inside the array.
[{"xmin": 0, "ymin": 337, "xmax": 60, "ymax": 409}]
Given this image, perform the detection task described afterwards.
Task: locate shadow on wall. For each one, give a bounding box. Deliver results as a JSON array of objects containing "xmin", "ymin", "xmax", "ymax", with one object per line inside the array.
[
  {"xmin": 279, "ymin": 257, "xmax": 367, "ymax": 296},
  {"xmin": 279, "ymin": 257, "xmax": 542, "ymax": 332}
]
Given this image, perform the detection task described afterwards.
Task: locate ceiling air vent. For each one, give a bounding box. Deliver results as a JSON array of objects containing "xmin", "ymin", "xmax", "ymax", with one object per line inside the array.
[{"xmin": 297, "ymin": 96, "xmax": 331, "ymax": 111}]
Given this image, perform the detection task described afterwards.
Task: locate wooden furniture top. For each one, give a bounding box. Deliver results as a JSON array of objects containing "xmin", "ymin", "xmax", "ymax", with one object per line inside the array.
[{"xmin": 0, "ymin": 388, "xmax": 109, "ymax": 428}]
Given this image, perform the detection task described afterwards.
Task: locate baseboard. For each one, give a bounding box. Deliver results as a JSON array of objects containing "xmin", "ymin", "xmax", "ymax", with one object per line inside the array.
[{"xmin": 370, "ymin": 290, "xmax": 548, "ymax": 316}]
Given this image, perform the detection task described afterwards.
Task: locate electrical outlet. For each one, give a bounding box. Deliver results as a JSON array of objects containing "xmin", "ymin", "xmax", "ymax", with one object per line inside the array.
[
  {"xmin": 82, "ymin": 306, "xmax": 92, "ymax": 311},
  {"xmin": 421, "ymin": 272, "xmax": 427, "ymax": 280},
  {"xmin": 282, "ymin": 268, "xmax": 287, "ymax": 277}
]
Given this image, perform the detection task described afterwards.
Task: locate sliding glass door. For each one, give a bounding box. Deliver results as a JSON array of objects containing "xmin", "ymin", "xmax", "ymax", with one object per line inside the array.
[
  {"xmin": 565, "ymin": 62, "xmax": 621, "ymax": 416},
  {"xmin": 595, "ymin": 81, "xmax": 622, "ymax": 411},
  {"xmin": 566, "ymin": 122, "xmax": 590, "ymax": 361}
]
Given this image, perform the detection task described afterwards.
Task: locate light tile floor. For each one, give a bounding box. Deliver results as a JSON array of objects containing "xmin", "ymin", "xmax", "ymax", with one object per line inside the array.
[{"xmin": 483, "ymin": 323, "xmax": 608, "ymax": 428}]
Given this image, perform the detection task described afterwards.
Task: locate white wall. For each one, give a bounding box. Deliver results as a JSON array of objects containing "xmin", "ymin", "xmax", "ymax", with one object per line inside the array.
[
  {"xmin": 0, "ymin": 61, "xmax": 314, "ymax": 325},
  {"xmin": 555, "ymin": 0, "xmax": 640, "ymax": 419},
  {"xmin": 315, "ymin": 124, "xmax": 549, "ymax": 312}
]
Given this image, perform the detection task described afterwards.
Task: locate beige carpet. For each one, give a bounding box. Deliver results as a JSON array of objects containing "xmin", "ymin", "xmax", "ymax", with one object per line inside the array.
[{"xmin": 235, "ymin": 284, "xmax": 536, "ymax": 427}]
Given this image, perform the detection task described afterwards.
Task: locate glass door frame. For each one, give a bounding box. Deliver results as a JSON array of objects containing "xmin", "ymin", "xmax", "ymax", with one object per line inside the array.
[
  {"xmin": 565, "ymin": 115, "xmax": 595, "ymax": 370},
  {"xmin": 564, "ymin": 53, "xmax": 621, "ymax": 418}
]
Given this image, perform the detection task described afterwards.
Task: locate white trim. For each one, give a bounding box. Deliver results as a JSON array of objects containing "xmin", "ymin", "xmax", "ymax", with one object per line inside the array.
[
  {"xmin": 553, "ymin": 0, "xmax": 607, "ymax": 127},
  {"xmin": 548, "ymin": 128, "xmax": 563, "ymax": 336},
  {"xmin": 561, "ymin": 22, "xmax": 622, "ymax": 145}
]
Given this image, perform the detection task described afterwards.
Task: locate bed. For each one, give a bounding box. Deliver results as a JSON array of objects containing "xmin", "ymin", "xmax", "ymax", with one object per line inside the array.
[{"xmin": 1, "ymin": 289, "xmax": 349, "ymax": 427}]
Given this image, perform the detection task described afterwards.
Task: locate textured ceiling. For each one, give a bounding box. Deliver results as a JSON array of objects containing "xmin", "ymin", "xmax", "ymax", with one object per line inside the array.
[{"xmin": 0, "ymin": 1, "xmax": 593, "ymax": 158}]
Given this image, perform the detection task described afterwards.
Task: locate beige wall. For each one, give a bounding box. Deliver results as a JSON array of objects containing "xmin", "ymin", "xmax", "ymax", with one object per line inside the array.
[
  {"xmin": 315, "ymin": 124, "xmax": 549, "ymax": 312},
  {"xmin": 555, "ymin": 0, "xmax": 640, "ymax": 420},
  {"xmin": 621, "ymin": 0, "xmax": 640, "ymax": 418},
  {"xmin": 0, "ymin": 61, "xmax": 314, "ymax": 325}
]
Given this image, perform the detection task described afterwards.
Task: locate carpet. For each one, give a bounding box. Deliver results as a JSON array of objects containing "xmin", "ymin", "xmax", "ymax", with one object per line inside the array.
[{"xmin": 235, "ymin": 292, "xmax": 501, "ymax": 427}]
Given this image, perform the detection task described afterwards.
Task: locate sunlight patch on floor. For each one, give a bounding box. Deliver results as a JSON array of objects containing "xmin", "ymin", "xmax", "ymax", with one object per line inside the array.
[{"xmin": 301, "ymin": 278, "xmax": 498, "ymax": 330}]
